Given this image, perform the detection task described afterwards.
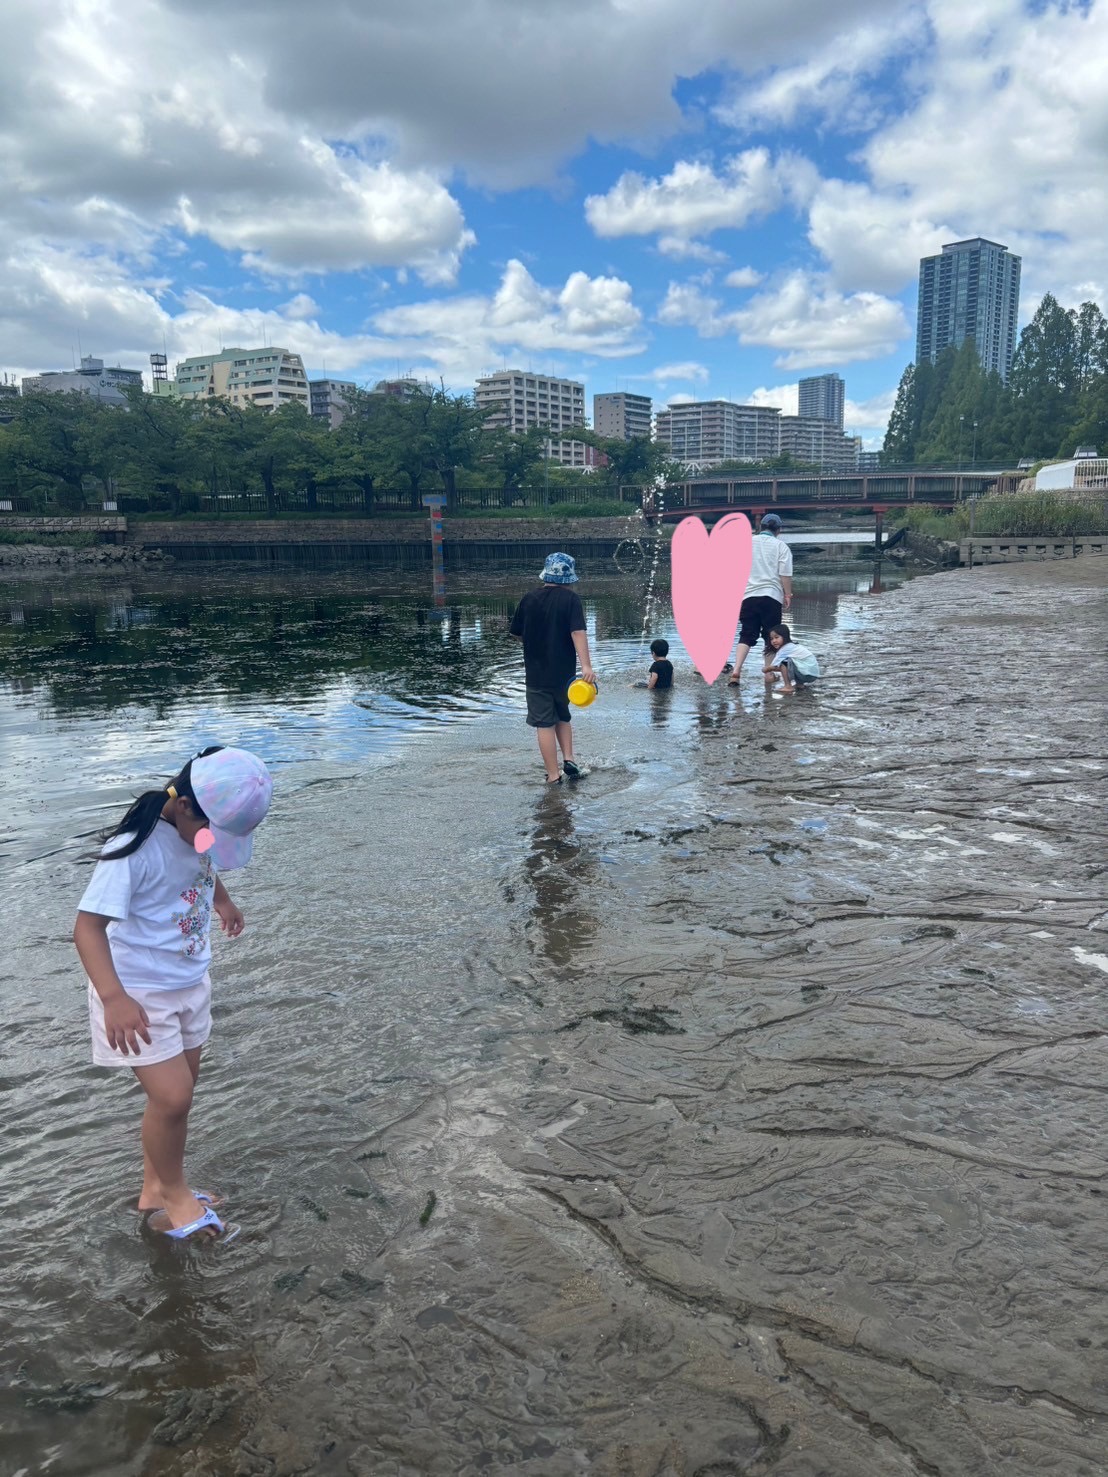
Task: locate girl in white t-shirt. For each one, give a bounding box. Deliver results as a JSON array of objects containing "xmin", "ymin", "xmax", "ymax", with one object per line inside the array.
[{"xmin": 74, "ymin": 745, "xmax": 272, "ymax": 1242}]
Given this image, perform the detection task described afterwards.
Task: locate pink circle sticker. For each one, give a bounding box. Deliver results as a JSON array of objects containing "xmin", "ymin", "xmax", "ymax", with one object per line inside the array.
[{"xmin": 194, "ymin": 826, "xmax": 215, "ymax": 854}]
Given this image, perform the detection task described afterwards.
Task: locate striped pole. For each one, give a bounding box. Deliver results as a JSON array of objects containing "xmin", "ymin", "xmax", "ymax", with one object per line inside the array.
[{"xmin": 422, "ymin": 495, "xmax": 447, "ymax": 607}]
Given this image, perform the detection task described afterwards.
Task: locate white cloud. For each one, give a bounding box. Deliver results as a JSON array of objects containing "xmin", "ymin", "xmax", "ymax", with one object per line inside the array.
[
  {"xmin": 156, "ymin": 0, "xmax": 894, "ymax": 186},
  {"xmin": 734, "ymin": 273, "xmax": 910, "ymax": 368},
  {"xmin": 724, "ymin": 267, "xmax": 764, "ymax": 289},
  {"xmin": 0, "ymin": 5, "xmax": 475, "ymax": 284},
  {"xmin": 648, "ymin": 362, "xmax": 711, "ymax": 383},
  {"xmin": 657, "ymin": 237, "xmax": 729, "ymax": 264},
  {"xmin": 659, "ymin": 270, "xmax": 910, "ymax": 368},
  {"xmin": 744, "ymin": 383, "xmax": 800, "ymax": 415},
  {"xmin": 801, "ymin": 0, "xmax": 1108, "ymax": 304},
  {"xmin": 719, "ymin": 11, "xmax": 927, "ymax": 131},
  {"xmin": 372, "ymin": 259, "xmax": 645, "ymax": 384}
]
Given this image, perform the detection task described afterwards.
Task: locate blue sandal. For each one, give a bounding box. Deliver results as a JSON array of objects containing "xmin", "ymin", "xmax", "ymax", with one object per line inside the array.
[{"xmin": 162, "ymin": 1205, "xmax": 225, "ymax": 1241}]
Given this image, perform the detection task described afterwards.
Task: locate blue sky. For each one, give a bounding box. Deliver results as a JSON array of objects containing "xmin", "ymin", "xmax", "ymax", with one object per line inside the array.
[{"xmin": 2, "ymin": 0, "xmax": 1106, "ymax": 447}]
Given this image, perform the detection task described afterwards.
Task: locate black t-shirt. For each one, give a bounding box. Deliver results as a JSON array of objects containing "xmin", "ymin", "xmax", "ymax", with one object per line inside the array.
[
  {"xmin": 509, "ymin": 584, "xmax": 586, "ymax": 690},
  {"xmin": 649, "ymin": 659, "xmax": 674, "ymax": 690}
]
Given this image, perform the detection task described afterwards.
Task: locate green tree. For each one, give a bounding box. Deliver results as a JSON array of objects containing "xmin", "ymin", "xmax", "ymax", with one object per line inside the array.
[{"xmin": 1007, "ymin": 292, "xmax": 1079, "ymax": 457}]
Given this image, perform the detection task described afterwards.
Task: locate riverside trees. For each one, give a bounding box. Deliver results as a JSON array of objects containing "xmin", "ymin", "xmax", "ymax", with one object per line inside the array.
[
  {"xmin": 0, "ymin": 381, "xmax": 671, "ymax": 511},
  {"xmin": 884, "ymin": 294, "xmax": 1108, "ymax": 465}
]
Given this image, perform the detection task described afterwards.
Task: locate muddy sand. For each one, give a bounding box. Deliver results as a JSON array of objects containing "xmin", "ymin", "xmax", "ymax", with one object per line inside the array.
[{"xmin": 6, "ymin": 556, "xmax": 1107, "ymax": 1477}]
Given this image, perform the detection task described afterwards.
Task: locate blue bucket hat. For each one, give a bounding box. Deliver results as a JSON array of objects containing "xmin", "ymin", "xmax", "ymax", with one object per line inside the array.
[
  {"xmin": 760, "ymin": 513, "xmax": 783, "ymax": 532},
  {"xmin": 540, "ymin": 552, "xmax": 579, "ymax": 584}
]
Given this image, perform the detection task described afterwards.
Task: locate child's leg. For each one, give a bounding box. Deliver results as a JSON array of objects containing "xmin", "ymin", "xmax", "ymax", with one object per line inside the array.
[
  {"xmin": 133, "ymin": 1054, "xmax": 212, "ymax": 1232},
  {"xmin": 535, "ymin": 725, "xmax": 561, "ymax": 782},
  {"xmin": 554, "ymin": 720, "xmax": 574, "ymax": 763},
  {"xmin": 138, "ymin": 1046, "xmax": 202, "ymax": 1210}
]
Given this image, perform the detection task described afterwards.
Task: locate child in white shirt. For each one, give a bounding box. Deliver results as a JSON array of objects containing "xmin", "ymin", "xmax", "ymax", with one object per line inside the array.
[
  {"xmin": 74, "ymin": 745, "xmax": 272, "ymax": 1242},
  {"xmin": 765, "ymin": 624, "xmax": 820, "ymax": 694}
]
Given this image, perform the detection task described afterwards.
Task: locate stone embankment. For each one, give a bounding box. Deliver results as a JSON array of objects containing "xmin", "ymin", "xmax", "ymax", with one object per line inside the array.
[
  {"xmin": 0, "ymin": 543, "xmax": 172, "ymax": 568},
  {"xmin": 121, "ymin": 515, "xmax": 645, "ymax": 548}
]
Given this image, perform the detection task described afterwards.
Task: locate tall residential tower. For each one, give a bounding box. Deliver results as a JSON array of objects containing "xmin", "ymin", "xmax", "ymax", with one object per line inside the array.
[
  {"xmin": 797, "ymin": 374, "xmax": 844, "ymax": 429},
  {"xmin": 915, "ymin": 238, "xmax": 1021, "ymax": 381}
]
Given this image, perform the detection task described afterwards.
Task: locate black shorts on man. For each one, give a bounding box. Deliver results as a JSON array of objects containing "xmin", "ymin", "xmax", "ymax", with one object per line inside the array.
[{"xmin": 737, "ymin": 595, "xmax": 782, "ymax": 650}]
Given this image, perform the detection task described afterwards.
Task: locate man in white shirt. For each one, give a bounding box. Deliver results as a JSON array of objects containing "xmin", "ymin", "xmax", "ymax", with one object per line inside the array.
[{"xmin": 727, "ymin": 513, "xmax": 793, "ymax": 685}]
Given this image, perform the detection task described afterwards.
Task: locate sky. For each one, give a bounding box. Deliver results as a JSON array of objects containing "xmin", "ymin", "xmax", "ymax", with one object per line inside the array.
[{"xmin": 1, "ymin": 0, "xmax": 1106, "ymax": 448}]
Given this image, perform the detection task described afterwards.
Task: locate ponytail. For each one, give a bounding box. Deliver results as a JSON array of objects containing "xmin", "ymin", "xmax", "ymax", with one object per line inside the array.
[{"xmin": 92, "ymin": 745, "xmax": 224, "ymax": 861}]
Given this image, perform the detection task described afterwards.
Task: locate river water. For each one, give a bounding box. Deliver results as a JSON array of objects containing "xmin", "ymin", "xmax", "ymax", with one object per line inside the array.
[{"xmin": 2, "ymin": 552, "xmax": 1105, "ymax": 1477}]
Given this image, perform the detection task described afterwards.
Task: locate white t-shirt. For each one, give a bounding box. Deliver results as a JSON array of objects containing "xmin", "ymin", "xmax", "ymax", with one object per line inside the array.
[
  {"xmin": 744, "ymin": 533, "xmax": 793, "ymax": 602},
  {"xmin": 78, "ymin": 823, "xmax": 217, "ymax": 990},
  {"xmin": 771, "ymin": 641, "xmax": 820, "ymax": 678}
]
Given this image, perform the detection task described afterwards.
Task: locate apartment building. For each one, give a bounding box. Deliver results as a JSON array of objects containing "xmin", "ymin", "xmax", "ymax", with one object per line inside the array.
[
  {"xmin": 22, "ymin": 356, "xmax": 143, "ymax": 407},
  {"xmin": 778, "ymin": 416, "xmax": 861, "ymax": 472},
  {"xmin": 474, "ymin": 370, "xmax": 590, "ymax": 466},
  {"xmin": 592, "ymin": 391, "xmax": 652, "ymax": 441},
  {"xmin": 916, "ymin": 238, "xmax": 1022, "ymax": 381},
  {"xmin": 173, "ymin": 347, "xmax": 311, "ymax": 411},
  {"xmin": 653, "ymin": 401, "xmax": 781, "ymax": 469},
  {"xmin": 310, "ymin": 378, "xmax": 358, "ymax": 428},
  {"xmin": 797, "ymin": 374, "xmax": 844, "ymax": 430}
]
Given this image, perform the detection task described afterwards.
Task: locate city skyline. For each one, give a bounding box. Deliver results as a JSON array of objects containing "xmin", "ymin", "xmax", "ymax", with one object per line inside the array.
[{"xmin": 2, "ymin": 3, "xmax": 1106, "ymax": 449}]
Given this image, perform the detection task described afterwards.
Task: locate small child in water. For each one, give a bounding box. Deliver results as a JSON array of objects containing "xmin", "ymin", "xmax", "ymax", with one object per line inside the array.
[
  {"xmin": 764, "ymin": 624, "xmax": 820, "ymax": 694},
  {"xmin": 646, "ymin": 638, "xmax": 674, "ymax": 690}
]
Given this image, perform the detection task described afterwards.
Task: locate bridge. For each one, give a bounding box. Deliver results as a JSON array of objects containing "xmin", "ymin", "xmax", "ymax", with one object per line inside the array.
[{"xmin": 646, "ymin": 467, "xmax": 1018, "ymax": 542}]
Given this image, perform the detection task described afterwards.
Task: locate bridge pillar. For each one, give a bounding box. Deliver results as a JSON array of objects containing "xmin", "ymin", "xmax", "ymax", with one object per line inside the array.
[{"xmin": 873, "ymin": 504, "xmax": 889, "ymax": 550}]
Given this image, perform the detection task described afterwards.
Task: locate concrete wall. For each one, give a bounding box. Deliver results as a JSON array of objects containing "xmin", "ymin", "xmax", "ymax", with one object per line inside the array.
[
  {"xmin": 123, "ymin": 516, "xmax": 646, "ymax": 548},
  {"xmin": 960, "ymin": 537, "xmax": 1106, "ymax": 564}
]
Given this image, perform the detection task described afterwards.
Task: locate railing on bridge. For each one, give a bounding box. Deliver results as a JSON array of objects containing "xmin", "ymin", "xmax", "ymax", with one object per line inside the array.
[{"xmin": 664, "ymin": 468, "xmax": 1005, "ymax": 509}]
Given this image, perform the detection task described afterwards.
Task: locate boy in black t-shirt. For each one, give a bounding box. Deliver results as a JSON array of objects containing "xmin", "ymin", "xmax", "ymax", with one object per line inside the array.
[
  {"xmin": 509, "ymin": 552, "xmax": 597, "ymax": 785},
  {"xmin": 646, "ymin": 638, "xmax": 674, "ymax": 690}
]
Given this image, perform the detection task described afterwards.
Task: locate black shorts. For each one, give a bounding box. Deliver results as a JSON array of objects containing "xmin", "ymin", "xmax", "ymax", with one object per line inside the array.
[
  {"xmin": 737, "ymin": 595, "xmax": 782, "ymax": 650},
  {"xmin": 526, "ymin": 685, "xmax": 571, "ymax": 728}
]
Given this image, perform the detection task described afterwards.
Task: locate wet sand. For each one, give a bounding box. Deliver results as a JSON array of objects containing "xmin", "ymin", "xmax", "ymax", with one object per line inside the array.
[{"xmin": 4, "ymin": 557, "xmax": 1106, "ymax": 1475}]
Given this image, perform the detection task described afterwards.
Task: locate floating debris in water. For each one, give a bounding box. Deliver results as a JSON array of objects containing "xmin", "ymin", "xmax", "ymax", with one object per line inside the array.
[{"xmin": 419, "ymin": 1191, "xmax": 438, "ymax": 1226}]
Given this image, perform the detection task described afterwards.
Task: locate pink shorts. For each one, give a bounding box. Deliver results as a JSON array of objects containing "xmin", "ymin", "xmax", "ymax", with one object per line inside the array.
[{"xmin": 88, "ymin": 974, "xmax": 212, "ymax": 1068}]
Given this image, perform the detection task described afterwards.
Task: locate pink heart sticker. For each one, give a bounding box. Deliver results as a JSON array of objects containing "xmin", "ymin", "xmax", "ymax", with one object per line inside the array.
[{"xmin": 671, "ymin": 514, "xmax": 753, "ymax": 684}]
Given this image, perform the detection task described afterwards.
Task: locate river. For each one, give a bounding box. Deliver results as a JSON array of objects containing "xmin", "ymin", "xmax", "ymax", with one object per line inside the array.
[{"xmin": 2, "ymin": 551, "xmax": 1105, "ymax": 1476}]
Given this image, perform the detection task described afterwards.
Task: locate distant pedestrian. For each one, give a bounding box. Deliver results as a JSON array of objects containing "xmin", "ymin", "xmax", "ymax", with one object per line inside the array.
[
  {"xmin": 643, "ymin": 638, "xmax": 674, "ymax": 690},
  {"xmin": 764, "ymin": 624, "xmax": 820, "ymax": 694},
  {"xmin": 509, "ymin": 553, "xmax": 597, "ymax": 785},
  {"xmin": 73, "ymin": 746, "xmax": 272, "ymax": 1242},
  {"xmin": 727, "ymin": 514, "xmax": 793, "ymax": 685}
]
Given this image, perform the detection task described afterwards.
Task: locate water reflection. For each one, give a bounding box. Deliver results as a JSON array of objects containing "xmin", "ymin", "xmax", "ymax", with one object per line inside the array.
[{"xmin": 522, "ymin": 792, "xmax": 599, "ymax": 967}]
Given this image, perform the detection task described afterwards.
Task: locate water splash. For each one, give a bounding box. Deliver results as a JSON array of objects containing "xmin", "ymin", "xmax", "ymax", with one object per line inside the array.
[{"xmin": 611, "ymin": 484, "xmax": 668, "ymax": 647}]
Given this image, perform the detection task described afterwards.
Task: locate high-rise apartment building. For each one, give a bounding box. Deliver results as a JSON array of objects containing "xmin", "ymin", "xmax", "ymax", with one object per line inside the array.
[
  {"xmin": 916, "ymin": 238, "xmax": 1021, "ymax": 381},
  {"xmin": 797, "ymin": 374, "xmax": 844, "ymax": 430},
  {"xmin": 593, "ymin": 392, "xmax": 652, "ymax": 441},
  {"xmin": 653, "ymin": 401, "xmax": 781, "ymax": 469},
  {"xmin": 173, "ymin": 347, "xmax": 311, "ymax": 411},
  {"xmin": 778, "ymin": 417, "xmax": 860, "ymax": 472},
  {"xmin": 474, "ymin": 370, "xmax": 591, "ymax": 467},
  {"xmin": 23, "ymin": 356, "xmax": 143, "ymax": 407},
  {"xmin": 310, "ymin": 379, "xmax": 357, "ymax": 428}
]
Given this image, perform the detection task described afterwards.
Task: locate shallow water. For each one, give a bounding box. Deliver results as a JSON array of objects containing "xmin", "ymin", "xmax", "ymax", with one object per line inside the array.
[{"xmin": 2, "ymin": 555, "xmax": 1106, "ymax": 1476}]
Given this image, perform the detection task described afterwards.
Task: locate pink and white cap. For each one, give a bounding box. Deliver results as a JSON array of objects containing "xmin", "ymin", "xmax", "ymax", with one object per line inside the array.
[{"xmin": 190, "ymin": 747, "xmax": 273, "ymax": 871}]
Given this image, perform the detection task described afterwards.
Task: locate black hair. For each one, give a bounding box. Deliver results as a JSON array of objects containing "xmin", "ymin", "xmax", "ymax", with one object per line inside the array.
[
  {"xmin": 650, "ymin": 638, "xmax": 669, "ymax": 658},
  {"xmin": 93, "ymin": 746, "xmax": 223, "ymax": 861},
  {"xmin": 768, "ymin": 624, "xmax": 792, "ymax": 645}
]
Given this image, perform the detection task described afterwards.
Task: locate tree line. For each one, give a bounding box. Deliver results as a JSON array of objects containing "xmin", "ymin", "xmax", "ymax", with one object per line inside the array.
[
  {"xmin": 884, "ymin": 294, "xmax": 1108, "ymax": 466},
  {"xmin": 0, "ymin": 384, "xmax": 683, "ymax": 515}
]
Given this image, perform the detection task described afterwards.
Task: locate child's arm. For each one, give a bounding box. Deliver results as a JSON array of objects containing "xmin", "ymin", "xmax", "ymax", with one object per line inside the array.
[
  {"xmin": 213, "ymin": 875, "xmax": 245, "ymax": 937},
  {"xmin": 571, "ymin": 629, "xmax": 596, "ymax": 686},
  {"xmin": 646, "ymin": 671, "xmax": 658, "ymax": 689},
  {"xmin": 74, "ymin": 911, "xmax": 152, "ymax": 1056}
]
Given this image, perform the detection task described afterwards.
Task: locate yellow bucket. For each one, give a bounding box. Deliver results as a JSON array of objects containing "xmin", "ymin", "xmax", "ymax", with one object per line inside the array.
[{"xmin": 568, "ymin": 679, "xmax": 597, "ymax": 707}]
